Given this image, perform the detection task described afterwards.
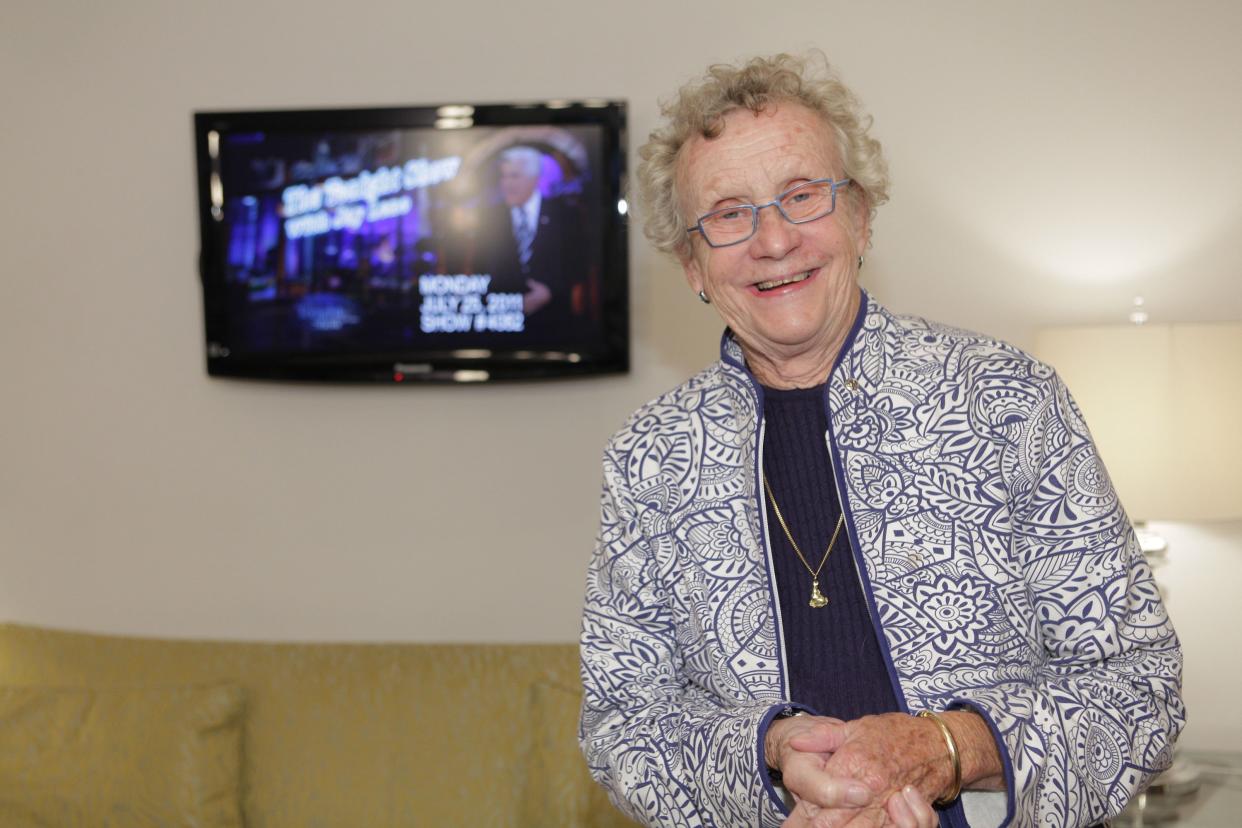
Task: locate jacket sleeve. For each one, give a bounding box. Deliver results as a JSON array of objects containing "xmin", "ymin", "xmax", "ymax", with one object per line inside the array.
[
  {"xmin": 949, "ymin": 370, "xmax": 1185, "ymax": 827},
  {"xmin": 579, "ymin": 444, "xmax": 790, "ymax": 828}
]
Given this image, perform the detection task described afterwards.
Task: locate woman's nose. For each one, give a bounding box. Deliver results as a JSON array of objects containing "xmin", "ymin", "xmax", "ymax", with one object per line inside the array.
[{"xmin": 748, "ymin": 203, "xmax": 798, "ymax": 258}]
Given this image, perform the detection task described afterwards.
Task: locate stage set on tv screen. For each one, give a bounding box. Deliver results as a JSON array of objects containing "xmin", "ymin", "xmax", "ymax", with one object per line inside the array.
[{"xmin": 196, "ymin": 103, "xmax": 628, "ymax": 382}]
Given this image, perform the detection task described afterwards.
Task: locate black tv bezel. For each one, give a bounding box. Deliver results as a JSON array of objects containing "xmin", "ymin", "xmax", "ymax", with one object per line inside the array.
[{"xmin": 194, "ymin": 100, "xmax": 629, "ymax": 383}]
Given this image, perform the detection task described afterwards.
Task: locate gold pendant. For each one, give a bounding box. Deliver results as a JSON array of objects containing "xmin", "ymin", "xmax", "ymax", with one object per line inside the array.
[{"xmin": 809, "ymin": 579, "xmax": 828, "ymax": 608}]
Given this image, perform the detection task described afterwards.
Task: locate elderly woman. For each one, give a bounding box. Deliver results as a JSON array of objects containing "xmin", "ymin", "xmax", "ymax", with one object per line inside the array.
[{"xmin": 579, "ymin": 53, "xmax": 1184, "ymax": 828}]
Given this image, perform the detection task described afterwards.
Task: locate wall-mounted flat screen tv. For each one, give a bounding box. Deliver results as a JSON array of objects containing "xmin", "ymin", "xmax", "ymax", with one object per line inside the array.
[{"xmin": 194, "ymin": 101, "xmax": 628, "ymax": 382}]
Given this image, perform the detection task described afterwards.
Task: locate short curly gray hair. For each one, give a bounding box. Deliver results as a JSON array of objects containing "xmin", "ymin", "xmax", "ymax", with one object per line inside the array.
[{"xmin": 637, "ymin": 52, "xmax": 889, "ymax": 261}]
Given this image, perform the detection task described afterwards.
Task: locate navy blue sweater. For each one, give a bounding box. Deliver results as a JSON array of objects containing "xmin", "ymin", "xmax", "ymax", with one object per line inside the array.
[{"xmin": 761, "ymin": 383, "xmax": 899, "ymax": 719}]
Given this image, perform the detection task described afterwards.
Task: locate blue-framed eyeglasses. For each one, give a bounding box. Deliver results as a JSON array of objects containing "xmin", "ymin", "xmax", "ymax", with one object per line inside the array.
[{"xmin": 686, "ymin": 178, "xmax": 852, "ymax": 248}]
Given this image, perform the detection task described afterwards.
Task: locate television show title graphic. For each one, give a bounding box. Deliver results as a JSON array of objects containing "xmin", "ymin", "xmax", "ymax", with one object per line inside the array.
[
  {"xmin": 418, "ymin": 274, "xmax": 524, "ymax": 334},
  {"xmin": 281, "ymin": 156, "xmax": 462, "ymax": 239}
]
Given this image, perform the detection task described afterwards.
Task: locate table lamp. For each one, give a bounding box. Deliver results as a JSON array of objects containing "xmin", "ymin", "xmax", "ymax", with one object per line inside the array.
[{"xmin": 1034, "ymin": 320, "xmax": 1242, "ymax": 528}]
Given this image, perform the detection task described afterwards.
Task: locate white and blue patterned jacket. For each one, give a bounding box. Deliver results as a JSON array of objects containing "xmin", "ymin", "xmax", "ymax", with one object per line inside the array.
[{"xmin": 580, "ymin": 292, "xmax": 1184, "ymax": 827}]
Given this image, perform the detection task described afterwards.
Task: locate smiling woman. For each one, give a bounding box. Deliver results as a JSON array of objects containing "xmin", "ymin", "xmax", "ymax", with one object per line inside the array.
[{"xmin": 579, "ymin": 52, "xmax": 1184, "ymax": 828}]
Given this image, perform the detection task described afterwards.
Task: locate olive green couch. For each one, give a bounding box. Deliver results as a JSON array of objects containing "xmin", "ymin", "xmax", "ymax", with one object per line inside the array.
[{"xmin": 0, "ymin": 622, "xmax": 635, "ymax": 827}]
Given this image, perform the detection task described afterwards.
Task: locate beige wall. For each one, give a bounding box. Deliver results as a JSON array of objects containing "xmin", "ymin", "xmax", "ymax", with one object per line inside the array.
[{"xmin": 2, "ymin": 0, "xmax": 1239, "ymax": 749}]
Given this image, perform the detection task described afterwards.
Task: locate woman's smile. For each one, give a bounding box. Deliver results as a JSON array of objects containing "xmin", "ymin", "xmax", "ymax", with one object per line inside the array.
[{"xmin": 750, "ymin": 268, "xmax": 817, "ymax": 295}]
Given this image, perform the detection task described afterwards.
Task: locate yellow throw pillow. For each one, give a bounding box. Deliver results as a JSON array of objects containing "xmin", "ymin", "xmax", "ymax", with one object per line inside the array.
[{"xmin": 0, "ymin": 683, "xmax": 244, "ymax": 828}]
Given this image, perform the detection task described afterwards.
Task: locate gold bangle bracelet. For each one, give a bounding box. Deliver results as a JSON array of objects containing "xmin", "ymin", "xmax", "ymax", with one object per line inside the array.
[{"xmin": 918, "ymin": 710, "xmax": 962, "ymax": 806}]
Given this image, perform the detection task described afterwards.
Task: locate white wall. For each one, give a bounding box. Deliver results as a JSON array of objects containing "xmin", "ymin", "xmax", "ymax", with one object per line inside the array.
[
  {"xmin": 2, "ymin": 1, "xmax": 1239, "ymax": 750},
  {"xmin": 1150, "ymin": 521, "xmax": 1242, "ymax": 753}
]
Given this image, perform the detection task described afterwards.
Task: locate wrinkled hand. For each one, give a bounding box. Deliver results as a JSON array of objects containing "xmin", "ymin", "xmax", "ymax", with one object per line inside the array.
[
  {"xmin": 770, "ymin": 713, "xmax": 954, "ymax": 827},
  {"xmin": 782, "ymin": 785, "xmax": 938, "ymax": 828}
]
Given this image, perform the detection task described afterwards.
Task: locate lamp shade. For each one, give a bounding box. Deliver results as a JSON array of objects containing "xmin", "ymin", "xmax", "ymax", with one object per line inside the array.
[{"xmin": 1034, "ymin": 323, "xmax": 1242, "ymax": 522}]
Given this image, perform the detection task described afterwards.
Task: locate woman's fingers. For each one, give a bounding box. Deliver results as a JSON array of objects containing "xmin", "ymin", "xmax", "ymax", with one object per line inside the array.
[{"xmin": 885, "ymin": 786, "xmax": 937, "ymax": 828}]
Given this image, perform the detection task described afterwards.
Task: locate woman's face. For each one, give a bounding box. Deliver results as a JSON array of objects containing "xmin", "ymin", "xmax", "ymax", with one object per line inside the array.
[{"xmin": 676, "ymin": 103, "xmax": 868, "ymax": 371}]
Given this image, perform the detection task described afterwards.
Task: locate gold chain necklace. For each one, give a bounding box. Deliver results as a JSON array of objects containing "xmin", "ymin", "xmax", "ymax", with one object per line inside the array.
[{"xmin": 762, "ymin": 473, "xmax": 846, "ymax": 609}]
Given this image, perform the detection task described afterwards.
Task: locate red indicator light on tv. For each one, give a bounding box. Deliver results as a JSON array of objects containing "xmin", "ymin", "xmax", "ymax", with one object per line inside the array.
[{"xmin": 393, "ymin": 372, "xmax": 405, "ymax": 382}]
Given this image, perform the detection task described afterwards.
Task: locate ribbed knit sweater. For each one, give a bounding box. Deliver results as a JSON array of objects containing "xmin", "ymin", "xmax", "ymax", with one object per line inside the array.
[{"xmin": 761, "ymin": 383, "xmax": 899, "ymax": 719}]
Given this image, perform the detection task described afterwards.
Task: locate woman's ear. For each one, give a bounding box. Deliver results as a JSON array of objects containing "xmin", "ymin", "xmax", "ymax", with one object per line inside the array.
[
  {"xmin": 853, "ymin": 191, "xmax": 873, "ymax": 251},
  {"xmin": 680, "ymin": 254, "xmax": 705, "ymax": 297}
]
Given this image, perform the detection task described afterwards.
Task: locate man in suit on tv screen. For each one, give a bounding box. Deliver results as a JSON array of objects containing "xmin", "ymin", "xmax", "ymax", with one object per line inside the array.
[{"xmin": 474, "ymin": 145, "xmax": 585, "ymax": 330}]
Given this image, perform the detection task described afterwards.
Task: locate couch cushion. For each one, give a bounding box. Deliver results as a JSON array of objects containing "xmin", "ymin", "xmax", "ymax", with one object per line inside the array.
[
  {"xmin": 0, "ymin": 623, "xmax": 631, "ymax": 827},
  {"xmin": 524, "ymin": 679, "xmax": 638, "ymax": 826},
  {"xmin": 0, "ymin": 683, "xmax": 244, "ymax": 828}
]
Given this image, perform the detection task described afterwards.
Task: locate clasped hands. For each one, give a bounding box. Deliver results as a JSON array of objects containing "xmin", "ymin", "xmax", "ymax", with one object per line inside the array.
[{"xmin": 765, "ymin": 712, "xmax": 960, "ymax": 828}]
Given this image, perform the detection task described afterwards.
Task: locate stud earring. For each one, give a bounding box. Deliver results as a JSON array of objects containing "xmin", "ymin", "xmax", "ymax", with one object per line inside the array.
[
  {"xmin": 857, "ymin": 256, "xmax": 865, "ymax": 270},
  {"xmin": 698, "ymin": 290, "xmax": 710, "ymax": 304}
]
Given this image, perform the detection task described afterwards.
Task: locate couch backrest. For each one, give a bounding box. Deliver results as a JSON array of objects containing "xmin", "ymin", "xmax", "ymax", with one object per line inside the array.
[{"xmin": 0, "ymin": 623, "xmax": 633, "ymax": 827}]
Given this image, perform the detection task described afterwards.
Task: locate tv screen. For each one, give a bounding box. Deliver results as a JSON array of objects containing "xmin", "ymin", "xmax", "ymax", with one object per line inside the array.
[{"xmin": 194, "ymin": 101, "xmax": 628, "ymax": 382}]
